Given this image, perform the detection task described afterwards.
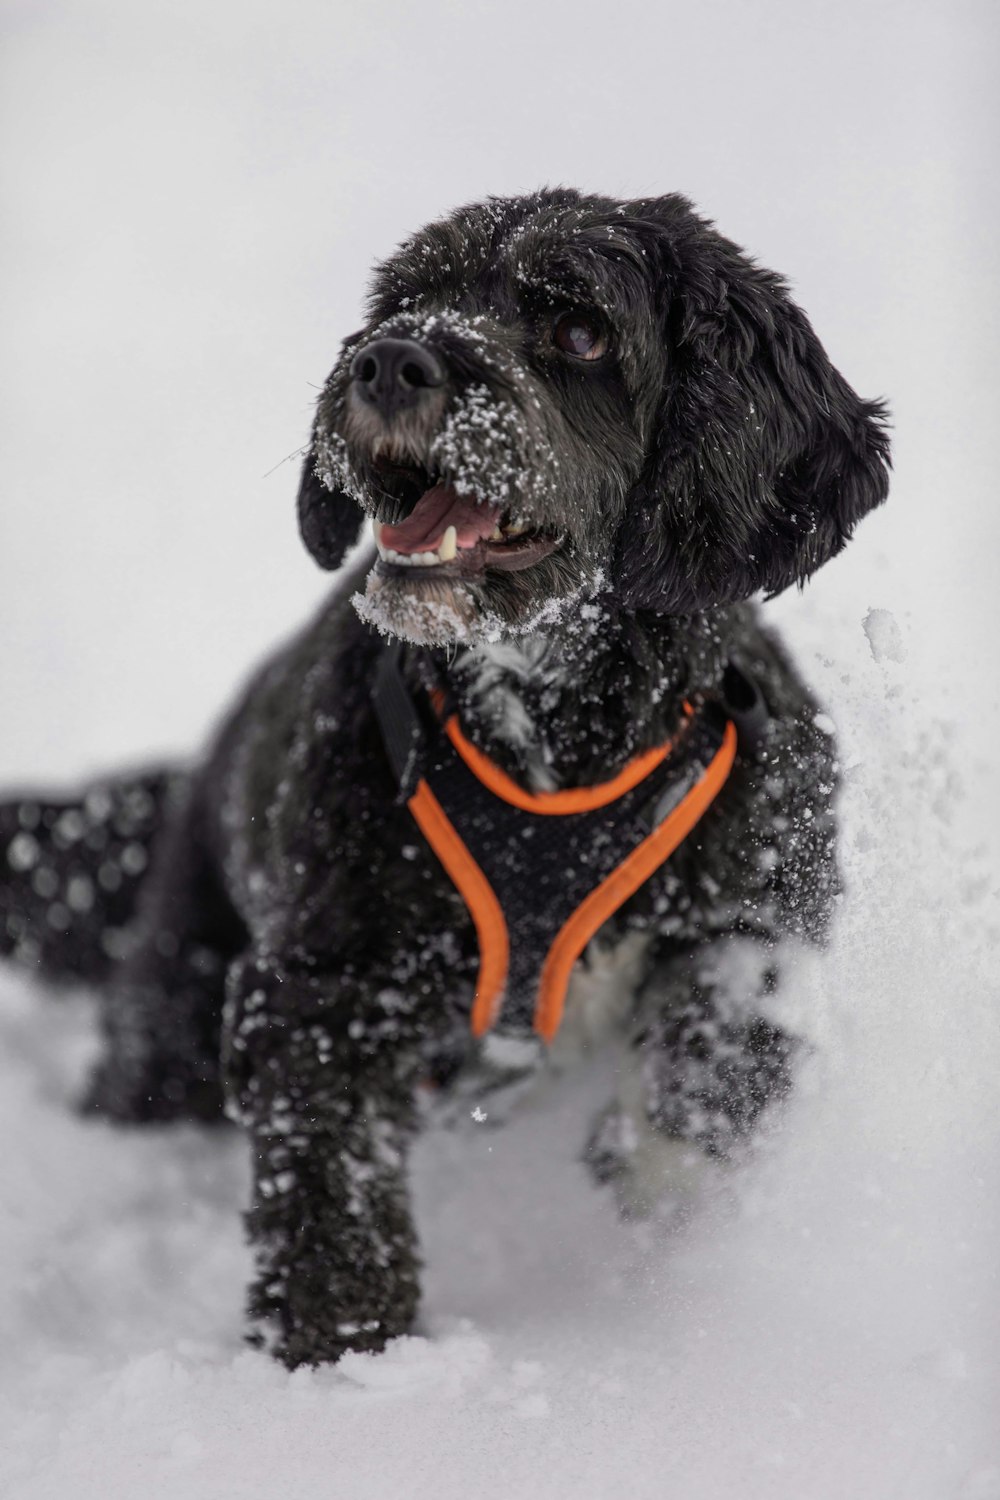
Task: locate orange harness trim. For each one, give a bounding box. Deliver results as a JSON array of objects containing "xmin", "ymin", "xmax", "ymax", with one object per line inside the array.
[
  {"xmin": 534, "ymin": 719, "xmax": 737, "ymax": 1041},
  {"xmin": 407, "ymin": 780, "xmax": 510, "ymax": 1032},
  {"xmin": 405, "ymin": 712, "xmax": 738, "ymax": 1044},
  {"xmin": 441, "ymin": 712, "xmax": 680, "ymax": 816}
]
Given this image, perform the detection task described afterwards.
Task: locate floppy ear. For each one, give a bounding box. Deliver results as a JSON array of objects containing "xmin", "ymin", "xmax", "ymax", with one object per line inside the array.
[
  {"xmin": 296, "ymin": 449, "xmax": 365, "ymax": 571},
  {"xmin": 614, "ymin": 204, "xmax": 891, "ymax": 613}
]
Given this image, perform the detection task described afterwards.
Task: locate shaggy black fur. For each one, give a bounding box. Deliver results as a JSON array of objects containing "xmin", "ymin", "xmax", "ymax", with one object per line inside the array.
[{"xmin": 0, "ymin": 189, "xmax": 889, "ymax": 1367}]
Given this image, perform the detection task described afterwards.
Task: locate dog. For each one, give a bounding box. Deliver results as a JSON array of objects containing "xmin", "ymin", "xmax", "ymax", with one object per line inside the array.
[{"xmin": 0, "ymin": 189, "xmax": 890, "ymax": 1368}]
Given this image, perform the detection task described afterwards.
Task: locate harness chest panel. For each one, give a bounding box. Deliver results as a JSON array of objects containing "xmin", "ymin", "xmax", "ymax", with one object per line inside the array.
[{"xmin": 374, "ymin": 651, "xmax": 738, "ymax": 1043}]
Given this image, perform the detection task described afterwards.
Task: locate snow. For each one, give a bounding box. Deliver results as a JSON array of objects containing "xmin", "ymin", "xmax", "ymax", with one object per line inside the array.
[
  {"xmin": 862, "ymin": 607, "xmax": 907, "ymax": 664},
  {"xmin": 2, "ymin": 833, "xmax": 998, "ymax": 1499},
  {"xmin": 2, "ymin": 0, "xmax": 999, "ymax": 1495}
]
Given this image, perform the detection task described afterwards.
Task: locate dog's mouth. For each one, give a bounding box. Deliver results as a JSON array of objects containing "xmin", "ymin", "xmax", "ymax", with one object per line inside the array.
[{"xmin": 367, "ymin": 461, "xmax": 561, "ymax": 583}]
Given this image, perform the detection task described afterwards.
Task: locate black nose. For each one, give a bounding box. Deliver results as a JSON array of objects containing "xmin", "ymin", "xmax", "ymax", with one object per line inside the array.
[{"xmin": 349, "ymin": 338, "xmax": 446, "ymax": 419}]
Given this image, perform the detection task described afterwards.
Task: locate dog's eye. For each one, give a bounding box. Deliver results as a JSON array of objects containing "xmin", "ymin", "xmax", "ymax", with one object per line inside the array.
[{"xmin": 552, "ymin": 313, "xmax": 608, "ymax": 361}]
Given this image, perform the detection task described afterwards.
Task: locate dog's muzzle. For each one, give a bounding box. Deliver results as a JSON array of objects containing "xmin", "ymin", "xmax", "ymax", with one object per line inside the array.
[{"xmin": 350, "ymin": 337, "xmax": 447, "ymax": 423}]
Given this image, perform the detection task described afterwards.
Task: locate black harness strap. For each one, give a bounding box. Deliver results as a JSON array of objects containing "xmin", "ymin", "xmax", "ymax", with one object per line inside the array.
[{"xmin": 373, "ymin": 647, "xmax": 747, "ymax": 1041}]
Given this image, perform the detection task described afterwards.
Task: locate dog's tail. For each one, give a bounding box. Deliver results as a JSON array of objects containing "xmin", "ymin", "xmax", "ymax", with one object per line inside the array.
[{"xmin": 0, "ymin": 767, "xmax": 189, "ymax": 986}]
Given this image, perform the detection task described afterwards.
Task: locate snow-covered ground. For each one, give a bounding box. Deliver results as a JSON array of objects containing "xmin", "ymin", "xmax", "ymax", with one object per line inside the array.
[{"xmin": 1, "ymin": 2, "xmax": 998, "ymax": 1496}]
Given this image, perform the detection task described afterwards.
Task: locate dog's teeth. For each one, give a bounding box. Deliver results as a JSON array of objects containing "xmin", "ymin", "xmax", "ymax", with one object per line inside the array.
[
  {"xmin": 372, "ymin": 519, "xmax": 384, "ymax": 548},
  {"xmin": 375, "ymin": 539, "xmax": 459, "ymax": 569},
  {"xmin": 503, "ymin": 521, "xmax": 528, "ymax": 536},
  {"xmin": 488, "ymin": 527, "xmax": 504, "ymax": 542},
  {"xmin": 438, "ymin": 525, "xmax": 457, "ymax": 562}
]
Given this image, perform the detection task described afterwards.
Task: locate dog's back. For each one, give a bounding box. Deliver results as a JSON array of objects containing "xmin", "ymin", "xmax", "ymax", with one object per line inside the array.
[{"xmin": 0, "ymin": 768, "xmax": 187, "ymax": 984}]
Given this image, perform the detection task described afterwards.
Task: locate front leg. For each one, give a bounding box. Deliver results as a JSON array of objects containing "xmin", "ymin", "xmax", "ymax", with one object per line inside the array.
[
  {"xmin": 223, "ymin": 950, "xmax": 458, "ymax": 1368},
  {"xmin": 247, "ymin": 1100, "xmax": 419, "ymax": 1368},
  {"xmin": 587, "ymin": 934, "xmax": 799, "ymax": 1215}
]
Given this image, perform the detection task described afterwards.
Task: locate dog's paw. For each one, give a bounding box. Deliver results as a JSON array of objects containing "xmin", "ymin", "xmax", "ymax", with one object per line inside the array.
[
  {"xmin": 245, "ymin": 1311, "xmax": 393, "ymax": 1368},
  {"xmin": 247, "ymin": 1259, "xmax": 418, "ymax": 1369},
  {"xmin": 584, "ymin": 1102, "xmax": 719, "ymax": 1221},
  {"xmin": 267, "ymin": 1318, "xmax": 394, "ymax": 1370},
  {"xmin": 245, "ymin": 1146, "xmax": 422, "ymax": 1368}
]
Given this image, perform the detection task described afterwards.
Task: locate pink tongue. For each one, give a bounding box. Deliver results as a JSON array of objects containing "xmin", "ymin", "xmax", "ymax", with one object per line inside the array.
[{"xmin": 380, "ymin": 485, "xmax": 500, "ymax": 555}]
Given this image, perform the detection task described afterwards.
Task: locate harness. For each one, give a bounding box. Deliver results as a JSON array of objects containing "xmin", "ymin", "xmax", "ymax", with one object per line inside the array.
[{"xmin": 373, "ymin": 645, "xmax": 758, "ymax": 1044}]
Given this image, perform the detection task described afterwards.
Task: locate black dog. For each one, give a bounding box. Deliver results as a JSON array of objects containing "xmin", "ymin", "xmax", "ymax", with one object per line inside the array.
[{"xmin": 0, "ymin": 189, "xmax": 889, "ymax": 1368}]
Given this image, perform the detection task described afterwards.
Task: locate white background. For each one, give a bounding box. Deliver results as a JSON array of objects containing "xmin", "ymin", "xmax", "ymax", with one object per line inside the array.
[{"xmin": 1, "ymin": 2, "xmax": 998, "ymax": 1497}]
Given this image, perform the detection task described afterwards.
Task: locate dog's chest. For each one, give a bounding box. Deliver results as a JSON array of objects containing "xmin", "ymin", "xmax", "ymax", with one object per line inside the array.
[
  {"xmin": 451, "ymin": 638, "xmax": 561, "ymax": 792},
  {"xmin": 419, "ymin": 643, "xmax": 706, "ymax": 1041}
]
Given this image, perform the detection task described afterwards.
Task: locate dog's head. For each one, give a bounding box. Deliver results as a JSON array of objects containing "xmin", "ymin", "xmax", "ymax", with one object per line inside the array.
[{"xmin": 299, "ymin": 190, "xmax": 890, "ymax": 644}]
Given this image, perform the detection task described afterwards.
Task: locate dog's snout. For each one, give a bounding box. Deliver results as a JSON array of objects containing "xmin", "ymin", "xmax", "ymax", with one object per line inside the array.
[{"xmin": 350, "ymin": 338, "xmax": 446, "ymax": 419}]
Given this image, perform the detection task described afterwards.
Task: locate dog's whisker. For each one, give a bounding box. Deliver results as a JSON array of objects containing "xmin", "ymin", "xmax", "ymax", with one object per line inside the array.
[{"xmin": 262, "ymin": 444, "xmax": 311, "ymax": 480}]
